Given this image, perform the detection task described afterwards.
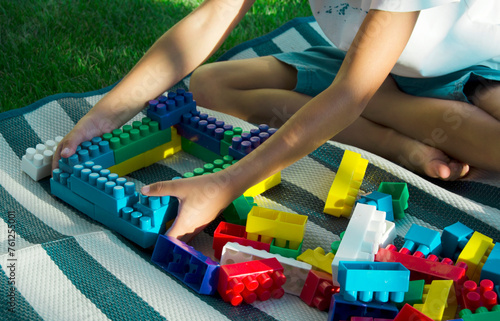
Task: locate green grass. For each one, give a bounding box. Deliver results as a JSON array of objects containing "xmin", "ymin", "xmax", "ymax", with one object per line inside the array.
[{"xmin": 0, "ymin": 0, "xmax": 312, "ymax": 112}]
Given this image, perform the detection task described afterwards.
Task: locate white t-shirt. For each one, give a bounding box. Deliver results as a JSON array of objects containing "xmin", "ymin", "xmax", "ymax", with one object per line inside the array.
[{"xmin": 310, "ymin": 0, "xmax": 500, "ymax": 77}]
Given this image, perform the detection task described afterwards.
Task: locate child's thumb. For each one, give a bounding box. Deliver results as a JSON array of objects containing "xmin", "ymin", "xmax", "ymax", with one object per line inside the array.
[{"xmin": 141, "ymin": 180, "xmax": 178, "ymax": 197}]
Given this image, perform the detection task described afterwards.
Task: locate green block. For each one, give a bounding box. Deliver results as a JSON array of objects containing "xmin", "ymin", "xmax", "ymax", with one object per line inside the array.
[
  {"xmin": 378, "ymin": 182, "xmax": 409, "ymax": 219},
  {"xmin": 396, "ymin": 279, "xmax": 424, "ymax": 308},
  {"xmin": 331, "ymin": 231, "xmax": 345, "ymax": 254},
  {"xmin": 220, "ymin": 130, "xmax": 234, "ymax": 156},
  {"xmin": 181, "ymin": 137, "xmax": 221, "ymax": 163},
  {"xmin": 103, "ymin": 117, "xmax": 171, "ymax": 164},
  {"xmin": 460, "ymin": 306, "xmax": 500, "ymax": 321},
  {"xmin": 223, "ymin": 195, "xmax": 256, "ymax": 225},
  {"xmin": 270, "ymin": 239, "xmax": 303, "ymax": 259}
]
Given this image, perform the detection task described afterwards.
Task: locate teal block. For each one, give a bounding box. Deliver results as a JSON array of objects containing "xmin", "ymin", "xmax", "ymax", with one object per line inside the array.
[
  {"xmin": 50, "ymin": 169, "xmax": 95, "ymax": 219},
  {"xmin": 181, "ymin": 137, "xmax": 221, "ymax": 163}
]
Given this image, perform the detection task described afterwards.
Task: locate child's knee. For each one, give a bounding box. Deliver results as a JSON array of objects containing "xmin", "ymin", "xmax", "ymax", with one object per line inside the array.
[{"xmin": 190, "ymin": 64, "xmax": 223, "ymax": 108}]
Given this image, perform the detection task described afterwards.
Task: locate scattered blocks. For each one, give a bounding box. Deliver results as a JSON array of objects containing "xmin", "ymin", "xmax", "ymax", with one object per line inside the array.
[
  {"xmin": 246, "ymin": 206, "xmax": 307, "ymax": 250},
  {"xmin": 327, "ymin": 293, "xmax": 399, "ymax": 321},
  {"xmin": 22, "ymin": 136, "xmax": 63, "ymax": 180},
  {"xmin": 213, "ymin": 221, "xmax": 270, "ymax": 260},
  {"xmin": 456, "ymin": 231, "xmax": 494, "ymax": 282},
  {"xmin": 413, "ymin": 279, "xmax": 457, "ymax": 320},
  {"xmin": 324, "ymin": 150, "xmax": 368, "ymax": 217},
  {"xmin": 297, "ymin": 247, "xmax": 335, "ymax": 274},
  {"xmin": 147, "ymin": 89, "xmax": 197, "ymax": 130},
  {"xmin": 337, "ymin": 261, "xmax": 409, "ymax": 303},
  {"xmin": 152, "ymin": 235, "xmax": 220, "ymax": 295},
  {"xmin": 220, "ymin": 242, "xmax": 312, "ymax": 296},
  {"xmin": 461, "ymin": 279, "xmax": 498, "ymax": 312},
  {"xmin": 377, "ymin": 182, "xmax": 409, "ymax": 219},
  {"xmin": 402, "ymin": 224, "xmax": 442, "ymax": 257},
  {"xmin": 300, "ymin": 269, "xmax": 339, "ymax": 311},
  {"xmin": 218, "ymin": 258, "xmax": 286, "ymax": 306},
  {"xmin": 441, "ymin": 221, "xmax": 474, "ymax": 260}
]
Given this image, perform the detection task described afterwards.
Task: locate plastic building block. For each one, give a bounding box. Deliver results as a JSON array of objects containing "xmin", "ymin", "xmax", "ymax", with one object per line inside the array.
[
  {"xmin": 457, "ymin": 231, "xmax": 494, "ymax": 282},
  {"xmin": 393, "ymin": 304, "xmax": 433, "ymax": 321},
  {"xmin": 213, "ymin": 221, "xmax": 270, "ymax": 260},
  {"xmin": 152, "ymin": 235, "xmax": 220, "ymax": 295},
  {"xmin": 460, "ymin": 305, "xmax": 500, "ymax": 321},
  {"xmin": 243, "ymin": 171, "xmax": 281, "ymax": 197},
  {"xmin": 59, "ymin": 137, "xmax": 115, "ymax": 174},
  {"xmin": 324, "ymin": 150, "xmax": 368, "ymax": 217},
  {"xmin": 402, "ymin": 224, "xmax": 442, "ymax": 257},
  {"xmin": 222, "ymin": 195, "xmax": 256, "ymax": 226},
  {"xmin": 357, "ymin": 191, "xmax": 394, "ymax": 221},
  {"xmin": 22, "ymin": 137, "xmax": 63, "ymax": 181},
  {"xmin": 102, "ymin": 117, "xmax": 171, "ymax": 164},
  {"xmin": 176, "ymin": 112, "xmax": 226, "ymax": 155},
  {"xmin": 375, "ymin": 244, "xmax": 468, "ymax": 291},
  {"xmin": 480, "ymin": 243, "xmax": 500, "ymax": 286},
  {"xmin": 441, "ymin": 221, "xmax": 474, "ymax": 260},
  {"xmin": 270, "ymin": 238, "xmax": 303, "ymax": 259},
  {"xmin": 107, "ymin": 127, "xmax": 182, "ymax": 176},
  {"xmin": 181, "ymin": 136, "xmax": 222, "ymax": 163},
  {"xmin": 227, "ymin": 125, "xmax": 277, "ymax": 160},
  {"xmin": 220, "ymin": 242, "xmax": 312, "ymax": 296},
  {"xmin": 50, "ymin": 169, "xmax": 95, "ymax": 218},
  {"xmin": 380, "ymin": 221, "xmax": 397, "ymax": 249},
  {"xmin": 69, "ymin": 163, "xmax": 139, "ymax": 215},
  {"xmin": 331, "ymin": 231, "xmax": 344, "ymax": 255},
  {"xmin": 300, "ymin": 269, "xmax": 339, "ymax": 311},
  {"xmin": 245, "ymin": 206, "xmax": 307, "ymax": 250},
  {"xmin": 332, "ymin": 203, "xmax": 386, "ymax": 285},
  {"xmin": 337, "ymin": 261, "xmax": 409, "ymax": 303},
  {"xmin": 297, "ymin": 247, "xmax": 335, "ymax": 274},
  {"xmin": 396, "ymin": 279, "xmax": 425, "ymax": 308},
  {"xmin": 327, "ymin": 293, "xmax": 399, "ymax": 321},
  {"xmin": 413, "ymin": 279, "xmax": 457, "ymax": 320},
  {"xmin": 146, "ymin": 89, "xmax": 197, "ymax": 130},
  {"xmin": 377, "ymin": 182, "xmax": 409, "ymax": 219},
  {"xmin": 218, "ymin": 258, "xmax": 286, "ymax": 306},
  {"xmin": 461, "ymin": 279, "xmax": 498, "ymax": 312}
]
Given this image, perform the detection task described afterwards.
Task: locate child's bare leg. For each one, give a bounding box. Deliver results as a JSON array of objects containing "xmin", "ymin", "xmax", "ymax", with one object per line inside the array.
[
  {"xmin": 362, "ymin": 77, "xmax": 500, "ymax": 173},
  {"xmin": 190, "ymin": 57, "xmax": 470, "ymax": 179}
]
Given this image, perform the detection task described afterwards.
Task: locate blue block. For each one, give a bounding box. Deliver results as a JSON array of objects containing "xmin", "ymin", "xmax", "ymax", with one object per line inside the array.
[
  {"xmin": 59, "ymin": 137, "xmax": 115, "ymax": 174},
  {"xmin": 337, "ymin": 261, "xmax": 409, "ymax": 303},
  {"xmin": 176, "ymin": 112, "xmax": 226, "ymax": 155},
  {"xmin": 441, "ymin": 221, "xmax": 473, "ymax": 260},
  {"xmin": 402, "ymin": 224, "xmax": 442, "ymax": 257},
  {"xmin": 70, "ymin": 162, "xmax": 139, "ymax": 215},
  {"xmin": 50, "ymin": 169, "xmax": 95, "ymax": 219},
  {"xmin": 228, "ymin": 126, "xmax": 276, "ymax": 160},
  {"xmin": 327, "ymin": 293, "xmax": 399, "ymax": 321},
  {"xmin": 147, "ymin": 89, "xmax": 197, "ymax": 130},
  {"xmin": 480, "ymin": 243, "xmax": 500, "ymax": 286},
  {"xmin": 151, "ymin": 235, "xmax": 220, "ymax": 295},
  {"xmin": 133, "ymin": 194, "xmax": 178, "ymax": 227},
  {"xmin": 357, "ymin": 191, "xmax": 394, "ymax": 221}
]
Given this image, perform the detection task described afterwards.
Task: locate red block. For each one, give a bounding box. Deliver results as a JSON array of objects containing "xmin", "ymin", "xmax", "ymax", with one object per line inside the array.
[
  {"xmin": 218, "ymin": 257, "xmax": 286, "ymax": 306},
  {"xmin": 393, "ymin": 304, "xmax": 433, "ymax": 321},
  {"xmin": 213, "ymin": 221, "xmax": 271, "ymax": 260},
  {"xmin": 462, "ymin": 279, "xmax": 498, "ymax": 312},
  {"xmin": 300, "ymin": 269, "xmax": 340, "ymax": 311}
]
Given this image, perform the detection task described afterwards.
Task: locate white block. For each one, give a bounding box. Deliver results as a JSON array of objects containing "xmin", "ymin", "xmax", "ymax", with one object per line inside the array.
[
  {"xmin": 379, "ymin": 221, "xmax": 397, "ymax": 249},
  {"xmin": 21, "ymin": 137, "xmax": 63, "ymax": 181},
  {"xmin": 221, "ymin": 242, "xmax": 312, "ymax": 296}
]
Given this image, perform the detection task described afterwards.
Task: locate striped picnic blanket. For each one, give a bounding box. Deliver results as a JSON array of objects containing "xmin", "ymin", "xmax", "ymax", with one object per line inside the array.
[{"xmin": 1, "ymin": 16, "xmax": 499, "ymax": 321}]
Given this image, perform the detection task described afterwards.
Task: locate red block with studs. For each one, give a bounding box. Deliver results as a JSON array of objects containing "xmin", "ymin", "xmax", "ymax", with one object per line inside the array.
[
  {"xmin": 462, "ymin": 279, "xmax": 498, "ymax": 312},
  {"xmin": 218, "ymin": 257, "xmax": 286, "ymax": 306},
  {"xmin": 300, "ymin": 269, "xmax": 340, "ymax": 311}
]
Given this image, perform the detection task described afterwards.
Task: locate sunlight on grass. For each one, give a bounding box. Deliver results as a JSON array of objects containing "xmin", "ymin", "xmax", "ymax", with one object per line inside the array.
[{"xmin": 0, "ymin": 0, "xmax": 311, "ymax": 112}]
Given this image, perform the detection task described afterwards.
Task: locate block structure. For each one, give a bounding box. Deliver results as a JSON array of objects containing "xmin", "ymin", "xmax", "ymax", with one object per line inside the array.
[
  {"xmin": 152, "ymin": 235, "xmax": 220, "ymax": 295},
  {"xmin": 324, "ymin": 150, "xmax": 368, "ymax": 217},
  {"xmin": 59, "ymin": 137, "xmax": 115, "ymax": 174},
  {"xmin": 147, "ymin": 89, "xmax": 197, "ymax": 130},
  {"xmin": 218, "ymin": 258, "xmax": 286, "ymax": 306},
  {"xmin": 22, "ymin": 137, "xmax": 63, "ymax": 181},
  {"xmin": 220, "ymin": 242, "xmax": 312, "ymax": 296},
  {"xmin": 226, "ymin": 125, "xmax": 277, "ymax": 160}
]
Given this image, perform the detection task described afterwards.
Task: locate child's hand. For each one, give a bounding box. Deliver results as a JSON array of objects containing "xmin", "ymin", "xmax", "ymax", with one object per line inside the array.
[{"xmin": 141, "ymin": 172, "xmax": 239, "ymax": 242}]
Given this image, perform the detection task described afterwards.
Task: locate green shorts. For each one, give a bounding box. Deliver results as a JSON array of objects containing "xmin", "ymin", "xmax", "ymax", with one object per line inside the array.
[{"xmin": 273, "ymin": 46, "xmax": 500, "ymax": 103}]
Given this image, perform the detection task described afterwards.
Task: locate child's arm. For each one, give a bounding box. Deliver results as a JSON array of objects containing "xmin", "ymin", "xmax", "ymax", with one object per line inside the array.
[
  {"xmin": 52, "ymin": 0, "xmax": 256, "ymax": 169},
  {"xmin": 142, "ymin": 9, "xmax": 421, "ymax": 241}
]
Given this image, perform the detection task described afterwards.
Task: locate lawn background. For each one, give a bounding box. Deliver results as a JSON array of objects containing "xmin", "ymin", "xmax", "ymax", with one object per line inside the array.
[{"xmin": 0, "ymin": 0, "xmax": 312, "ymax": 112}]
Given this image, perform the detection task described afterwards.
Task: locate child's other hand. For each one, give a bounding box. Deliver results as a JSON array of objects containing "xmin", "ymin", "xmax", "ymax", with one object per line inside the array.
[
  {"xmin": 52, "ymin": 111, "xmax": 119, "ymax": 171},
  {"xmin": 141, "ymin": 172, "xmax": 238, "ymax": 242}
]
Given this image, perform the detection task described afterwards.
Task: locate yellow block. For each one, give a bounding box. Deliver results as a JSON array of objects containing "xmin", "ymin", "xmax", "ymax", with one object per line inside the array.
[
  {"xmin": 324, "ymin": 150, "xmax": 368, "ymax": 217},
  {"xmin": 246, "ymin": 206, "xmax": 307, "ymax": 249},
  {"xmin": 243, "ymin": 171, "xmax": 281, "ymax": 197},
  {"xmin": 456, "ymin": 231, "xmax": 494, "ymax": 282},
  {"xmin": 297, "ymin": 247, "xmax": 334, "ymax": 274},
  {"xmin": 413, "ymin": 280, "xmax": 457, "ymax": 321},
  {"xmin": 108, "ymin": 127, "xmax": 182, "ymax": 176}
]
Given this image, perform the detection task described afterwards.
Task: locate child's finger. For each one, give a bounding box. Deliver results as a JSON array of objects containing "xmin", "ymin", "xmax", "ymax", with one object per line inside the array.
[{"xmin": 141, "ymin": 180, "xmax": 181, "ymax": 198}]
